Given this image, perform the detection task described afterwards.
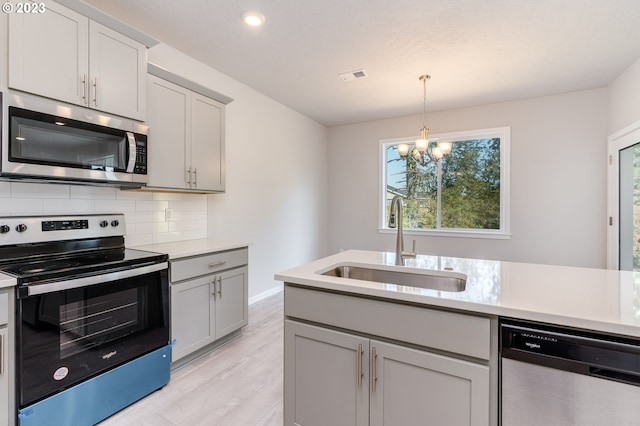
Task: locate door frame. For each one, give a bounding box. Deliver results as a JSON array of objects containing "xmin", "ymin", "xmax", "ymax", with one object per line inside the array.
[{"xmin": 607, "ymin": 119, "xmax": 640, "ymax": 269}]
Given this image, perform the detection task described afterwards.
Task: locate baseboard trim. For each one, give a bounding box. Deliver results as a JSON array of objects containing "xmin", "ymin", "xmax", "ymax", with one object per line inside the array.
[{"xmin": 249, "ymin": 284, "xmax": 283, "ymax": 305}]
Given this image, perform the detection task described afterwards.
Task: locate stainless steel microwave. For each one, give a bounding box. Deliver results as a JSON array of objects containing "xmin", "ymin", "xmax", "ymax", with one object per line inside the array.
[{"xmin": 1, "ymin": 92, "xmax": 148, "ymax": 187}]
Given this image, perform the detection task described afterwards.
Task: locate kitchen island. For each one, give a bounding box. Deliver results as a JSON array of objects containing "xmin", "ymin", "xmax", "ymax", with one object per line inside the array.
[
  {"xmin": 276, "ymin": 249, "xmax": 640, "ymax": 337},
  {"xmin": 276, "ymin": 250, "xmax": 640, "ymax": 426}
]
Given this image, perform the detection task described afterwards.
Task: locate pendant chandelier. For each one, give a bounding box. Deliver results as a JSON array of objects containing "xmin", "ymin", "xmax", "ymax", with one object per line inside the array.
[{"xmin": 397, "ymin": 74, "xmax": 451, "ymax": 165}]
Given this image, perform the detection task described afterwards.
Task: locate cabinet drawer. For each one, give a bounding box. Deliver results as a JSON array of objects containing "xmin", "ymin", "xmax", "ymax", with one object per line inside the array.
[
  {"xmin": 285, "ymin": 285, "xmax": 491, "ymax": 360},
  {"xmin": 0, "ymin": 292, "xmax": 7, "ymax": 325},
  {"xmin": 171, "ymin": 248, "xmax": 248, "ymax": 282}
]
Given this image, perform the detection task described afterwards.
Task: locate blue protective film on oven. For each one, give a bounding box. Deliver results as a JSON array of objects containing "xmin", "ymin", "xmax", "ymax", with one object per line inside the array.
[{"xmin": 18, "ymin": 344, "xmax": 171, "ymax": 426}]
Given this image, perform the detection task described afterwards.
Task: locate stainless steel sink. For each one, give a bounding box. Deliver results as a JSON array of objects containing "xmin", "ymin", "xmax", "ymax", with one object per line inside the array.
[{"xmin": 321, "ymin": 265, "xmax": 466, "ymax": 292}]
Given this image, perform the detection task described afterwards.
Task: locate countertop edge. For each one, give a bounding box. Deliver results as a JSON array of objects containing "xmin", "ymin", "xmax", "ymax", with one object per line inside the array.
[
  {"xmin": 132, "ymin": 238, "xmax": 251, "ymax": 260},
  {"xmin": 277, "ymin": 249, "xmax": 640, "ymax": 339},
  {"xmin": 0, "ymin": 272, "xmax": 17, "ymax": 289}
]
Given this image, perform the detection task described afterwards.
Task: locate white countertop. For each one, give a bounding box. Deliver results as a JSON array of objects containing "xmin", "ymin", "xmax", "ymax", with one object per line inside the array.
[
  {"xmin": 0, "ymin": 272, "xmax": 16, "ymax": 289},
  {"xmin": 132, "ymin": 238, "xmax": 250, "ymax": 260},
  {"xmin": 275, "ymin": 249, "xmax": 640, "ymax": 338}
]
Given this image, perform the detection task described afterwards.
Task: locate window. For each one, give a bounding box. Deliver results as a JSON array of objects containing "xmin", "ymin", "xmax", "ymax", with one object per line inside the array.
[{"xmin": 381, "ymin": 127, "xmax": 510, "ymax": 238}]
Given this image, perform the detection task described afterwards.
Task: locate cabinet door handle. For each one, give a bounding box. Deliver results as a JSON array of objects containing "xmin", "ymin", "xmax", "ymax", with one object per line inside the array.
[
  {"xmin": 211, "ymin": 275, "xmax": 217, "ymax": 298},
  {"xmin": 81, "ymin": 74, "xmax": 88, "ymax": 104},
  {"xmin": 208, "ymin": 260, "xmax": 226, "ymax": 268},
  {"xmin": 217, "ymin": 276, "xmax": 222, "ymax": 298},
  {"xmin": 193, "ymin": 167, "xmax": 198, "ymax": 187},
  {"xmin": 371, "ymin": 346, "xmax": 377, "ymax": 393},
  {"xmin": 186, "ymin": 166, "xmax": 192, "ymax": 185},
  {"xmin": 0, "ymin": 333, "xmax": 4, "ymax": 375},
  {"xmin": 357, "ymin": 344, "xmax": 363, "ymax": 388},
  {"xmin": 92, "ymin": 77, "xmax": 98, "ymax": 107}
]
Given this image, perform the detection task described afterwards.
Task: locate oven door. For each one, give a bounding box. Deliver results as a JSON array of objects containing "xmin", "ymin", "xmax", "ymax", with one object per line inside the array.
[{"xmin": 16, "ymin": 263, "xmax": 169, "ymax": 408}]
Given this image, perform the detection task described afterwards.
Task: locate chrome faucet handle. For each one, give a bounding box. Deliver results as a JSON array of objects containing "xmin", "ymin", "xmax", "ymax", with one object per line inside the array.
[{"xmin": 402, "ymin": 240, "xmax": 417, "ymax": 259}]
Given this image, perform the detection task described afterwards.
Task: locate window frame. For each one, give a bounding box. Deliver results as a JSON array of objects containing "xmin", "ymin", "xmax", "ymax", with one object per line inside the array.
[{"xmin": 379, "ymin": 126, "xmax": 511, "ymax": 239}]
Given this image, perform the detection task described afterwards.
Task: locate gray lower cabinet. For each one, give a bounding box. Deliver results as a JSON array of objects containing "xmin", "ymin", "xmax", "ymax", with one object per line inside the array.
[
  {"xmin": 285, "ymin": 320, "xmax": 489, "ymax": 426},
  {"xmin": 0, "ymin": 288, "xmax": 15, "ymax": 426},
  {"xmin": 0, "ymin": 326, "xmax": 8, "ymax": 426},
  {"xmin": 284, "ymin": 285, "xmax": 492, "ymax": 426},
  {"xmin": 370, "ymin": 339, "xmax": 488, "ymax": 426},
  {"xmin": 285, "ymin": 321, "xmax": 369, "ymax": 426},
  {"xmin": 170, "ymin": 248, "xmax": 248, "ymax": 362}
]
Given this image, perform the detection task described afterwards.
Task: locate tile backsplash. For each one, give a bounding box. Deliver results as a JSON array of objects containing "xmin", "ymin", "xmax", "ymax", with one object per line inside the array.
[{"xmin": 0, "ymin": 182, "xmax": 207, "ymax": 246}]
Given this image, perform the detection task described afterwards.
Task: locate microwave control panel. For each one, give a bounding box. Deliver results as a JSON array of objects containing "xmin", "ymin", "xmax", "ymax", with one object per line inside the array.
[{"xmin": 134, "ymin": 140, "xmax": 147, "ymax": 174}]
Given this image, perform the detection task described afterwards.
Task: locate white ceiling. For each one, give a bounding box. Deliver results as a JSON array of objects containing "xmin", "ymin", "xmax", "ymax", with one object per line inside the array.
[{"xmin": 84, "ymin": 0, "xmax": 640, "ymax": 127}]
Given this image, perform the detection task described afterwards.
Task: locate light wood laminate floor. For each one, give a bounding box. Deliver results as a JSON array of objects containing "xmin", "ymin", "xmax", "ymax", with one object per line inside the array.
[{"xmin": 100, "ymin": 290, "xmax": 284, "ymax": 426}]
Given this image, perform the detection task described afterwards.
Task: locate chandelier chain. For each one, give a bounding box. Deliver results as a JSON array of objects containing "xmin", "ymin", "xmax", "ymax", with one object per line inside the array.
[{"xmin": 419, "ymin": 74, "xmax": 431, "ymax": 130}]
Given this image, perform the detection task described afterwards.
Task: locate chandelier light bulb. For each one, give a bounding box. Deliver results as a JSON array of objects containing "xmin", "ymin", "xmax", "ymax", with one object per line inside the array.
[
  {"xmin": 397, "ymin": 143, "xmax": 410, "ymax": 157},
  {"xmin": 439, "ymin": 141, "xmax": 452, "ymax": 155},
  {"xmin": 415, "ymin": 138, "xmax": 429, "ymax": 152},
  {"xmin": 432, "ymin": 146, "xmax": 443, "ymax": 159}
]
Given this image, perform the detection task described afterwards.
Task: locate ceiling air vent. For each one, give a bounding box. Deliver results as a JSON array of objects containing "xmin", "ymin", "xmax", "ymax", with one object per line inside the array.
[{"xmin": 339, "ymin": 69, "xmax": 368, "ymax": 81}]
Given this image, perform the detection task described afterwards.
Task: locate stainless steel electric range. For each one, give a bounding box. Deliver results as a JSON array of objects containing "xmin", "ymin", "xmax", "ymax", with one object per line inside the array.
[{"xmin": 0, "ymin": 214, "xmax": 170, "ymax": 426}]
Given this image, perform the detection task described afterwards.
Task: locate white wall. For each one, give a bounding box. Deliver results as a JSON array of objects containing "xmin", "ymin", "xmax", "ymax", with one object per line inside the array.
[
  {"xmin": 327, "ymin": 89, "xmax": 608, "ymax": 268},
  {"xmin": 608, "ymin": 58, "xmax": 640, "ymax": 134},
  {"xmin": 148, "ymin": 44, "xmax": 329, "ymax": 300}
]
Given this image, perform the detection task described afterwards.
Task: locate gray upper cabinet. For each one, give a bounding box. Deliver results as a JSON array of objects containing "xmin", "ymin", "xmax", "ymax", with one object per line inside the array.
[
  {"xmin": 145, "ymin": 74, "xmax": 226, "ymax": 193},
  {"xmin": 8, "ymin": 1, "xmax": 147, "ymax": 121}
]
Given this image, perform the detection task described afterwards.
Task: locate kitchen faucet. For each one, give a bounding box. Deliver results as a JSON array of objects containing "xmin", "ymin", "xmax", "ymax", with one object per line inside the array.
[{"xmin": 388, "ymin": 195, "xmax": 417, "ymax": 265}]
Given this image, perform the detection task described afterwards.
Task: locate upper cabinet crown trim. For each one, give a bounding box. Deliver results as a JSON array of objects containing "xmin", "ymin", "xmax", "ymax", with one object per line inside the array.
[
  {"xmin": 54, "ymin": 0, "xmax": 159, "ymax": 47},
  {"xmin": 148, "ymin": 63, "xmax": 234, "ymax": 105}
]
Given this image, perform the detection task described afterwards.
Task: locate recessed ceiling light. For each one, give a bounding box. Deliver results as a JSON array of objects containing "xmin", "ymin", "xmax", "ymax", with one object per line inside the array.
[{"xmin": 242, "ymin": 11, "xmax": 265, "ymax": 27}]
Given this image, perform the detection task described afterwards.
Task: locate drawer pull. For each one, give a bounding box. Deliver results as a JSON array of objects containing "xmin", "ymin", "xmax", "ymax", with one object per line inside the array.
[{"xmin": 208, "ymin": 261, "xmax": 227, "ymax": 268}]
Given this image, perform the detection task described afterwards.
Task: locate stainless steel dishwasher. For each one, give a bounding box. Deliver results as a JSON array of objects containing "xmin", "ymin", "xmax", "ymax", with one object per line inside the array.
[{"xmin": 500, "ymin": 320, "xmax": 640, "ymax": 426}]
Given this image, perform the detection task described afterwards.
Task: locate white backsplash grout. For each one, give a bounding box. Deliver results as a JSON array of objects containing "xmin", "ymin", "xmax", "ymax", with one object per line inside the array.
[{"xmin": 0, "ymin": 182, "xmax": 208, "ymax": 246}]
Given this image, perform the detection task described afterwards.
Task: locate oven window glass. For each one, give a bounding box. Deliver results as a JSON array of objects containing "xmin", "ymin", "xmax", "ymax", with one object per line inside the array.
[
  {"xmin": 9, "ymin": 106, "xmax": 128, "ymax": 172},
  {"xmin": 59, "ymin": 287, "xmax": 144, "ymax": 359},
  {"xmin": 18, "ymin": 269, "xmax": 169, "ymax": 407}
]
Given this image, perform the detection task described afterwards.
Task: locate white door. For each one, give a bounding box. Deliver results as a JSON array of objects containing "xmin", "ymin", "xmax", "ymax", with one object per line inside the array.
[{"xmin": 607, "ymin": 121, "xmax": 640, "ymax": 270}]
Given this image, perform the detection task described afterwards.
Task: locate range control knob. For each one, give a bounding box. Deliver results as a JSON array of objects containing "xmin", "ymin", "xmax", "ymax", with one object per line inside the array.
[
  {"xmin": 99, "ymin": 220, "xmax": 109, "ymax": 228},
  {"xmin": 15, "ymin": 224, "xmax": 27, "ymax": 232},
  {"xmin": 111, "ymin": 220, "xmax": 120, "ymax": 227},
  {"xmin": 0, "ymin": 225, "xmax": 9, "ymax": 234}
]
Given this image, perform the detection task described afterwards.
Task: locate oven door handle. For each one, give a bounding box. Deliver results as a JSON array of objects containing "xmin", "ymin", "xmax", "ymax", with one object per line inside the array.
[{"xmin": 23, "ymin": 262, "xmax": 168, "ymax": 297}]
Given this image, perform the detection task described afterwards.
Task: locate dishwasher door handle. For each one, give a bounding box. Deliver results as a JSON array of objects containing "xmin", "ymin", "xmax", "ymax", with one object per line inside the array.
[{"xmin": 589, "ymin": 367, "xmax": 640, "ymax": 387}]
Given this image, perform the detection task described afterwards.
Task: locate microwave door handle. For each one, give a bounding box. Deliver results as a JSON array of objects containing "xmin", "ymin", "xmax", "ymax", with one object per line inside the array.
[{"xmin": 126, "ymin": 132, "xmax": 137, "ymax": 173}]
